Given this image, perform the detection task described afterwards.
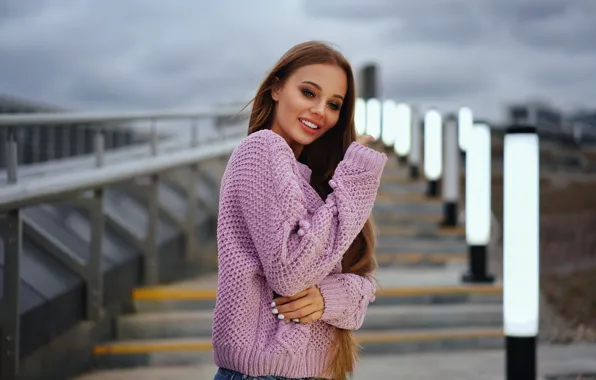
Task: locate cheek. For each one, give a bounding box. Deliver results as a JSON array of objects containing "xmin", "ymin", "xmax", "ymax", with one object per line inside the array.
[{"xmin": 325, "ymin": 112, "xmax": 341, "ymax": 129}]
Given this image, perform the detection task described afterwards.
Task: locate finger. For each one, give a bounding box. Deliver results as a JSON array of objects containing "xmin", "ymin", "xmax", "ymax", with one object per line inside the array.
[
  {"xmin": 273, "ymin": 297, "xmax": 312, "ymax": 317},
  {"xmin": 272, "ymin": 288, "xmax": 310, "ymax": 307},
  {"xmin": 281, "ymin": 304, "xmax": 319, "ymax": 321},
  {"xmin": 294, "ymin": 310, "xmax": 324, "ymax": 324}
]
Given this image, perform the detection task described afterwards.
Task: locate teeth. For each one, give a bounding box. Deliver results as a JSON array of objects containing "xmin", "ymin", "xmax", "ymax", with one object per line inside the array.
[{"xmin": 301, "ymin": 119, "xmax": 319, "ymax": 130}]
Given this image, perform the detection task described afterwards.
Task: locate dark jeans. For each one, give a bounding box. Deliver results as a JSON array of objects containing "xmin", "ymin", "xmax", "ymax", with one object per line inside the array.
[{"xmin": 213, "ymin": 367, "xmax": 326, "ymax": 380}]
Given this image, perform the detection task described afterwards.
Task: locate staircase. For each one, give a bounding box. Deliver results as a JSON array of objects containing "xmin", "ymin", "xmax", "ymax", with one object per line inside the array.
[{"xmin": 74, "ymin": 146, "xmax": 504, "ymax": 379}]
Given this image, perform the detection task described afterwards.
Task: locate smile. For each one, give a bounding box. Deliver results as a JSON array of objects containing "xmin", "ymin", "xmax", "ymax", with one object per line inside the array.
[{"xmin": 299, "ymin": 118, "xmax": 320, "ymax": 130}]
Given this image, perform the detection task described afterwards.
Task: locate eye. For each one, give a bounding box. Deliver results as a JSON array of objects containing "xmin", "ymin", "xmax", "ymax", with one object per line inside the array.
[
  {"xmin": 328, "ymin": 102, "xmax": 340, "ymax": 111},
  {"xmin": 301, "ymin": 89, "xmax": 315, "ymax": 98}
]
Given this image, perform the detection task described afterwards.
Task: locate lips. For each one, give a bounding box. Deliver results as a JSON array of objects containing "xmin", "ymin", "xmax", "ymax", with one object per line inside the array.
[{"xmin": 299, "ymin": 118, "xmax": 321, "ymax": 130}]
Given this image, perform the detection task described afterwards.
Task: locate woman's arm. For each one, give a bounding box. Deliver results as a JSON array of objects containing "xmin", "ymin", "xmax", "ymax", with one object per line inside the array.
[
  {"xmin": 223, "ymin": 130, "xmax": 386, "ymax": 297},
  {"xmin": 317, "ymin": 273, "xmax": 376, "ymax": 330}
]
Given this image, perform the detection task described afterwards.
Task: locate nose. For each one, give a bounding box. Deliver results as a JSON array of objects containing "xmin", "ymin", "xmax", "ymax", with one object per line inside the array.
[{"xmin": 311, "ymin": 100, "xmax": 325, "ymax": 118}]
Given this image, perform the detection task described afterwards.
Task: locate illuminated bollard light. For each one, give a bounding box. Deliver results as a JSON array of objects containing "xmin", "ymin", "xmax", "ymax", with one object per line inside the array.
[
  {"xmin": 441, "ymin": 113, "xmax": 459, "ymax": 226},
  {"xmin": 458, "ymin": 106, "xmax": 473, "ymax": 152},
  {"xmin": 408, "ymin": 107, "xmax": 421, "ymax": 179},
  {"xmin": 393, "ymin": 103, "xmax": 412, "ymax": 166},
  {"xmin": 355, "ymin": 98, "xmax": 367, "ymax": 136},
  {"xmin": 366, "ymin": 98, "xmax": 381, "ymax": 141},
  {"xmin": 423, "ymin": 109, "xmax": 442, "ymax": 197},
  {"xmin": 462, "ymin": 120, "xmax": 494, "ymax": 283},
  {"xmin": 381, "ymin": 99, "xmax": 397, "ymax": 151},
  {"xmin": 503, "ymin": 124, "xmax": 539, "ymax": 380}
]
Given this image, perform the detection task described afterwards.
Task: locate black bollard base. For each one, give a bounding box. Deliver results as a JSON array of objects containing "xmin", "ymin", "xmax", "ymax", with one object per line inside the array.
[
  {"xmin": 426, "ymin": 180, "xmax": 439, "ymax": 197},
  {"xmin": 506, "ymin": 336, "xmax": 536, "ymax": 380},
  {"xmin": 409, "ymin": 165, "xmax": 420, "ymax": 180},
  {"xmin": 441, "ymin": 202, "xmax": 458, "ymax": 227},
  {"xmin": 462, "ymin": 245, "xmax": 495, "ymax": 283}
]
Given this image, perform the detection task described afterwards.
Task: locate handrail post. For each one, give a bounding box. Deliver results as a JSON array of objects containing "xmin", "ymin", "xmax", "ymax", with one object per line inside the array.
[
  {"xmin": 144, "ymin": 174, "xmax": 159, "ymax": 285},
  {"xmin": 6, "ymin": 127, "xmax": 18, "ymax": 183},
  {"xmin": 94, "ymin": 129, "xmax": 105, "ymax": 168},
  {"xmin": 0, "ymin": 209, "xmax": 22, "ymax": 380},
  {"xmin": 185, "ymin": 164, "xmax": 198, "ymax": 261},
  {"xmin": 190, "ymin": 118, "xmax": 199, "ymax": 147},
  {"xmin": 87, "ymin": 188, "xmax": 104, "ymax": 320}
]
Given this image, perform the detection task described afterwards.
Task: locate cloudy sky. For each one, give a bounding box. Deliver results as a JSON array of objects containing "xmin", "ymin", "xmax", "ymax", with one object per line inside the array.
[{"xmin": 1, "ymin": 0, "xmax": 595, "ymax": 121}]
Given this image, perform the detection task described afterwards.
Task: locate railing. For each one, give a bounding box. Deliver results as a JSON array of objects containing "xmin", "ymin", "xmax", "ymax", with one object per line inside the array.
[{"xmin": 0, "ymin": 105, "xmax": 249, "ymax": 379}]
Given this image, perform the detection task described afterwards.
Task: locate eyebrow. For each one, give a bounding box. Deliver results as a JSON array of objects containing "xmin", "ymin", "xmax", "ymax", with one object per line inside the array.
[{"xmin": 301, "ymin": 81, "xmax": 344, "ymax": 101}]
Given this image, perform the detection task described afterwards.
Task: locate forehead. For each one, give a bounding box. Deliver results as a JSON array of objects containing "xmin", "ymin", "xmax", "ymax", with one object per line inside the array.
[{"xmin": 289, "ymin": 63, "xmax": 347, "ymax": 96}]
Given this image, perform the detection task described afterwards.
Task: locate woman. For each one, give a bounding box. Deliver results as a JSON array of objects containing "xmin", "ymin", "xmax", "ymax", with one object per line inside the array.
[{"xmin": 212, "ymin": 41, "xmax": 387, "ymax": 380}]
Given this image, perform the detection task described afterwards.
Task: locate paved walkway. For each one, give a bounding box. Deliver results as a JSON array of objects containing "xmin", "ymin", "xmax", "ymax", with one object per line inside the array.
[{"xmin": 76, "ymin": 344, "xmax": 596, "ymax": 379}]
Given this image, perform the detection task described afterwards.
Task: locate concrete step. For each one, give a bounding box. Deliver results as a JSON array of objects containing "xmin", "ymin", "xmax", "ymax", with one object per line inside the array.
[
  {"xmin": 375, "ymin": 252, "xmax": 466, "ymax": 268},
  {"xmin": 92, "ymin": 327, "xmax": 503, "ymax": 369},
  {"xmin": 117, "ymin": 303, "xmax": 502, "ymax": 341},
  {"xmin": 132, "ymin": 282, "xmax": 502, "ymax": 312}
]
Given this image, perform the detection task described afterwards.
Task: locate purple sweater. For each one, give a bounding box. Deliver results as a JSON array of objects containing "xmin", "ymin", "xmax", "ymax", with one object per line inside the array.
[{"xmin": 212, "ymin": 129, "xmax": 387, "ymax": 378}]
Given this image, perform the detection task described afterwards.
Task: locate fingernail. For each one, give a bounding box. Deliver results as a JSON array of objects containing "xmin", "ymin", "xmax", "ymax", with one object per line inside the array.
[
  {"xmin": 278, "ymin": 314, "xmax": 285, "ymax": 320},
  {"xmin": 272, "ymin": 308, "xmax": 278, "ymax": 314},
  {"xmin": 292, "ymin": 319, "xmax": 299, "ymax": 323},
  {"xmin": 271, "ymin": 301, "xmax": 276, "ymax": 307}
]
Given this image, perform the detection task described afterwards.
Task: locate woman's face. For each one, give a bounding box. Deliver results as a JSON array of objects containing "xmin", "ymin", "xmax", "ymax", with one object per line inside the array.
[{"xmin": 271, "ymin": 63, "xmax": 347, "ymax": 157}]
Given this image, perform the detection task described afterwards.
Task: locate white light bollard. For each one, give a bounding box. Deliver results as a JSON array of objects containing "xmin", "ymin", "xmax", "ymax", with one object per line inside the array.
[
  {"xmin": 441, "ymin": 113, "xmax": 460, "ymax": 227},
  {"xmin": 458, "ymin": 106, "xmax": 473, "ymax": 152},
  {"xmin": 365, "ymin": 98, "xmax": 382, "ymax": 141},
  {"xmin": 355, "ymin": 98, "xmax": 367, "ymax": 136},
  {"xmin": 394, "ymin": 103, "xmax": 412, "ymax": 166},
  {"xmin": 408, "ymin": 107, "xmax": 421, "ymax": 179},
  {"xmin": 503, "ymin": 124, "xmax": 539, "ymax": 380},
  {"xmin": 462, "ymin": 120, "xmax": 495, "ymax": 283},
  {"xmin": 423, "ymin": 109, "xmax": 443, "ymax": 197},
  {"xmin": 381, "ymin": 99, "xmax": 397, "ymax": 153}
]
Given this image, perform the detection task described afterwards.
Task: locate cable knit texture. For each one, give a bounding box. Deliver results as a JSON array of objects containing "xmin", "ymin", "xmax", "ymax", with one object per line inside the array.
[{"xmin": 212, "ymin": 129, "xmax": 387, "ymax": 378}]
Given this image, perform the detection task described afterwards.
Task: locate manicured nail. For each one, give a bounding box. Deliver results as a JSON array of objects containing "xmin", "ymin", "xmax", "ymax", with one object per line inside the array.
[
  {"xmin": 292, "ymin": 319, "xmax": 299, "ymax": 323},
  {"xmin": 278, "ymin": 314, "xmax": 285, "ymax": 320},
  {"xmin": 271, "ymin": 301, "xmax": 276, "ymax": 307},
  {"xmin": 272, "ymin": 308, "xmax": 278, "ymax": 314}
]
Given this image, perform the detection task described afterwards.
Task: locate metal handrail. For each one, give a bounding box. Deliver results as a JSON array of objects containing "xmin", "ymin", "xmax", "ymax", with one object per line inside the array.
[
  {"xmin": 0, "ymin": 105, "xmax": 249, "ymax": 380},
  {"xmin": 0, "ymin": 105, "xmax": 250, "ymax": 184},
  {"xmin": 0, "ymin": 135, "xmax": 242, "ymax": 211},
  {"xmin": 0, "ymin": 104, "xmax": 247, "ymax": 127}
]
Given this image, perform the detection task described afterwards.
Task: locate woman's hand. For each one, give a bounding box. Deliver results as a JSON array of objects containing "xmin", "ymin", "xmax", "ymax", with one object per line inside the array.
[
  {"xmin": 271, "ymin": 286, "xmax": 325, "ymax": 324},
  {"xmin": 356, "ymin": 134, "xmax": 374, "ymax": 146}
]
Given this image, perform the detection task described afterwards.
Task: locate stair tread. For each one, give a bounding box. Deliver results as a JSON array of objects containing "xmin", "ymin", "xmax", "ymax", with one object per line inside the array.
[
  {"xmin": 95, "ymin": 326, "xmax": 503, "ymax": 354},
  {"xmin": 123, "ymin": 302, "xmax": 502, "ymax": 322},
  {"xmin": 133, "ymin": 282, "xmax": 502, "ymax": 299}
]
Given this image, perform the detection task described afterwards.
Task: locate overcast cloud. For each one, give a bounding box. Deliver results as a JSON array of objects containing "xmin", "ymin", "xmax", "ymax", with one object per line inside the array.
[{"xmin": 1, "ymin": 0, "xmax": 595, "ymax": 120}]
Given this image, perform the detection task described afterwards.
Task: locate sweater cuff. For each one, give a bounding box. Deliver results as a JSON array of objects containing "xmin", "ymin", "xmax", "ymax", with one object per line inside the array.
[
  {"xmin": 318, "ymin": 276, "xmax": 347, "ymax": 321},
  {"xmin": 343, "ymin": 142, "xmax": 387, "ymax": 180}
]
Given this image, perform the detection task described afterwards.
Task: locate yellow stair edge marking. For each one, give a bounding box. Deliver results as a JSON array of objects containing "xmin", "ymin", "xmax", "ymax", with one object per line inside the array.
[
  {"xmin": 376, "ymin": 253, "xmax": 466, "ymax": 264},
  {"xmin": 376, "ymin": 284, "xmax": 502, "ymax": 297},
  {"xmin": 376, "ymin": 193, "xmax": 442, "ymax": 203},
  {"xmin": 355, "ymin": 329, "xmax": 503, "ymax": 343},
  {"xmin": 373, "ymin": 213, "xmax": 443, "ymax": 222},
  {"xmin": 378, "ymin": 225, "xmax": 465, "ymax": 237},
  {"xmin": 132, "ymin": 288, "xmax": 216, "ymax": 300},
  {"xmin": 132, "ymin": 284, "xmax": 502, "ymax": 301},
  {"xmin": 93, "ymin": 329, "xmax": 503, "ymax": 355},
  {"xmin": 381, "ymin": 176, "xmax": 423, "ymax": 184},
  {"xmin": 94, "ymin": 339, "xmax": 212, "ymax": 355}
]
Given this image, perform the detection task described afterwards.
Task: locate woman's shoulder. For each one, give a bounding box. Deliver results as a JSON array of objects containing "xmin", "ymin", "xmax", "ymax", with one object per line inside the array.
[{"xmin": 233, "ymin": 129, "xmax": 295, "ymax": 164}]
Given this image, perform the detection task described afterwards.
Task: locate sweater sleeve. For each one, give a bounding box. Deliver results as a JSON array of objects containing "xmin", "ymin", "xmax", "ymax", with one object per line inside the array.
[
  {"xmin": 317, "ymin": 273, "xmax": 376, "ymax": 330},
  {"xmin": 229, "ymin": 131, "xmax": 387, "ymax": 297}
]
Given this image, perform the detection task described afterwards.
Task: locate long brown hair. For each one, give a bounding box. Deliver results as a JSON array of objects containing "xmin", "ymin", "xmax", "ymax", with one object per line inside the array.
[{"xmin": 244, "ymin": 41, "xmax": 378, "ymax": 380}]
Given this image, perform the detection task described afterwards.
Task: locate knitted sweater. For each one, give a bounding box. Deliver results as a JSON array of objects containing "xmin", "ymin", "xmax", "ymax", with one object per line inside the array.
[{"xmin": 212, "ymin": 129, "xmax": 387, "ymax": 378}]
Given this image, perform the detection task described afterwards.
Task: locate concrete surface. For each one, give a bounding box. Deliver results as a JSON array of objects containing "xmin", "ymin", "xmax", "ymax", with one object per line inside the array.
[{"xmin": 74, "ymin": 344, "xmax": 596, "ymax": 380}]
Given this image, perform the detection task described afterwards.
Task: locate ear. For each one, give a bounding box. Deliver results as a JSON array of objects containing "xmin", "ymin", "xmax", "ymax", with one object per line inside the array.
[{"xmin": 271, "ymin": 76, "xmax": 282, "ymax": 101}]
